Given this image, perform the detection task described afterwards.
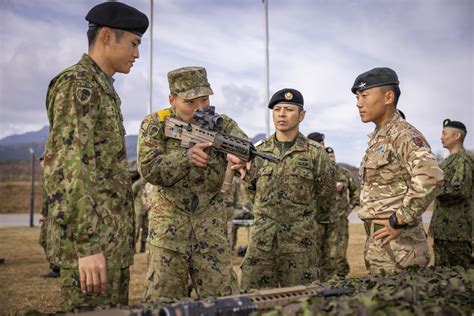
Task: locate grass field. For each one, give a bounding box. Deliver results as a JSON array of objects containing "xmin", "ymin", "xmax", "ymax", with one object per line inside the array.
[{"xmin": 0, "ymin": 224, "xmax": 435, "ymax": 314}]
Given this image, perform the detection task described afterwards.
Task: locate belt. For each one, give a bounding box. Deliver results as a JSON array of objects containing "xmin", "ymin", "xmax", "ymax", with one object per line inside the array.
[{"xmin": 362, "ymin": 218, "xmax": 421, "ymax": 236}]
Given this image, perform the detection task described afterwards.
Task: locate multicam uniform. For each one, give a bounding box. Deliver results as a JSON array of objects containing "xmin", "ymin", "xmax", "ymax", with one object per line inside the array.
[
  {"xmin": 359, "ymin": 111, "xmax": 443, "ymax": 274},
  {"xmin": 334, "ymin": 166, "xmax": 359, "ymax": 277},
  {"xmin": 42, "ymin": 54, "xmax": 135, "ymax": 310},
  {"xmin": 241, "ymin": 134, "xmax": 335, "ymax": 290},
  {"xmin": 429, "ymin": 148, "xmax": 473, "ymax": 268},
  {"xmin": 138, "ymin": 107, "xmax": 246, "ymax": 302}
]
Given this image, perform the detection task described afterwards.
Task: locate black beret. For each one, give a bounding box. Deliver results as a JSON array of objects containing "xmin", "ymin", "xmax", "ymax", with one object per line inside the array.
[
  {"xmin": 268, "ymin": 88, "xmax": 304, "ymax": 109},
  {"xmin": 443, "ymin": 119, "xmax": 467, "ymax": 134},
  {"xmin": 325, "ymin": 147, "xmax": 334, "ymax": 154},
  {"xmin": 351, "ymin": 67, "xmax": 399, "ymax": 94},
  {"xmin": 86, "ymin": 2, "xmax": 149, "ymax": 37},
  {"xmin": 307, "ymin": 132, "xmax": 325, "ymax": 143}
]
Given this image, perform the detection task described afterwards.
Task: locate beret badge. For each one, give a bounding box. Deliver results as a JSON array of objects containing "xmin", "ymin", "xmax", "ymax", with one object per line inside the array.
[{"xmin": 284, "ymin": 92, "xmax": 293, "ymax": 100}]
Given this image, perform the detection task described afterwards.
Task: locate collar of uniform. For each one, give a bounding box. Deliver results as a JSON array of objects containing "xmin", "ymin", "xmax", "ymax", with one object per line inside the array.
[
  {"xmin": 80, "ymin": 54, "xmax": 116, "ymax": 95},
  {"xmin": 262, "ymin": 132, "xmax": 307, "ymax": 156},
  {"xmin": 446, "ymin": 147, "xmax": 466, "ymax": 163},
  {"xmin": 369, "ymin": 110, "xmax": 401, "ymax": 141}
]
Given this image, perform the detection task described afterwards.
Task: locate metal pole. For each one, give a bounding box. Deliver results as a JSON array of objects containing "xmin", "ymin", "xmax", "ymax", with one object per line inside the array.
[
  {"xmin": 29, "ymin": 150, "xmax": 35, "ymax": 227},
  {"xmin": 148, "ymin": 0, "xmax": 154, "ymax": 114},
  {"xmin": 263, "ymin": 0, "xmax": 270, "ymax": 136}
]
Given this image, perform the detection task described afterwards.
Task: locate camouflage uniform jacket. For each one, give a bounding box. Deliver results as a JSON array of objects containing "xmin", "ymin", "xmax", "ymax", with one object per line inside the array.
[
  {"xmin": 429, "ymin": 148, "xmax": 473, "ymax": 241},
  {"xmin": 359, "ymin": 111, "xmax": 444, "ymax": 224},
  {"xmin": 42, "ymin": 54, "xmax": 135, "ymax": 269},
  {"xmin": 137, "ymin": 107, "xmax": 247, "ymax": 253},
  {"xmin": 245, "ymin": 133, "xmax": 336, "ymax": 253},
  {"xmin": 332, "ymin": 165, "xmax": 360, "ymax": 219}
]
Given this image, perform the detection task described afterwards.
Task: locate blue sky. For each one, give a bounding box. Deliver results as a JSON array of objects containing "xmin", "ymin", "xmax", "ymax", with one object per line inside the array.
[{"xmin": 0, "ymin": 0, "xmax": 472, "ymax": 166}]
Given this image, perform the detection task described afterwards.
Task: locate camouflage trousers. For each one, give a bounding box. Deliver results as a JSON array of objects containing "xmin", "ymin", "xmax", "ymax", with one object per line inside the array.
[
  {"xmin": 316, "ymin": 221, "xmax": 340, "ymax": 281},
  {"xmin": 143, "ymin": 244, "xmax": 238, "ymax": 303},
  {"xmin": 364, "ymin": 222, "xmax": 430, "ymax": 274},
  {"xmin": 60, "ymin": 265, "xmax": 130, "ymax": 311},
  {"xmin": 433, "ymin": 239, "xmax": 472, "ymax": 268},
  {"xmin": 240, "ymin": 243, "xmax": 319, "ymax": 291},
  {"xmin": 335, "ymin": 216, "xmax": 350, "ymax": 276}
]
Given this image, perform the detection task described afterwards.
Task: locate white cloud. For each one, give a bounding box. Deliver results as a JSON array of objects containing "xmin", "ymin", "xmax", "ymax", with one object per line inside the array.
[{"xmin": 0, "ymin": 0, "xmax": 472, "ymax": 166}]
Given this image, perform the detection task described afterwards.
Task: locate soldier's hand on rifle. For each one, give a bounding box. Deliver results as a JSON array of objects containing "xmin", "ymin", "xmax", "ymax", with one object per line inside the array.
[
  {"xmin": 78, "ymin": 253, "xmax": 107, "ymax": 294},
  {"xmin": 227, "ymin": 153, "xmax": 249, "ymax": 179},
  {"xmin": 188, "ymin": 142, "xmax": 213, "ymax": 168}
]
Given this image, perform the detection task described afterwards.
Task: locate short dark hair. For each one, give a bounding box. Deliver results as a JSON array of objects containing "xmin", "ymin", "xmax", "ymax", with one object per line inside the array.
[{"xmin": 87, "ymin": 27, "xmax": 124, "ymax": 48}]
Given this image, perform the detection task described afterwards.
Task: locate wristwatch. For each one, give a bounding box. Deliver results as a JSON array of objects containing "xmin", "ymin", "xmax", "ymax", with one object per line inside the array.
[{"xmin": 389, "ymin": 212, "xmax": 407, "ymax": 229}]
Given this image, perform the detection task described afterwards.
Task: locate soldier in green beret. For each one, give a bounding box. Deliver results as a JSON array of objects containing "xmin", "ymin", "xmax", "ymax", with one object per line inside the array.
[
  {"xmin": 240, "ymin": 88, "xmax": 335, "ymax": 290},
  {"xmin": 429, "ymin": 119, "xmax": 473, "ymax": 268},
  {"xmin": 137, "ymin": 66, "xmax": 246, "ymax": 303},
  {"xmin": 41, "ymin": 1, "xmax": 149, "ymax": 311},
  {"xmin": 352, "ymin": 67, "xmax": 444, "ymax": 274}
]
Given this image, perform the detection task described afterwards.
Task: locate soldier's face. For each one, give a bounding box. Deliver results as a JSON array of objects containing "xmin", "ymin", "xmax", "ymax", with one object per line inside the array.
[
  {"xmin": 356, "ymin": 87, "xmax": 391, "ymax": 125},
  {"xmin": 272, "ymin": 103, "xmax": 305, "ymax": 133},
  {"xmin": 328, "ymin": 153, "xmax": 336, "ymax": 162},
  {"xmin": 441, "ymin": 127, "xmax": 460, "ymax": 149},
  {"xmin": 170, "ymin": 95, "xmax": 210, "ymax": 122},
  {"xmin": 105, "ymin": 29, "xmax": 141, "ymax": 74}
]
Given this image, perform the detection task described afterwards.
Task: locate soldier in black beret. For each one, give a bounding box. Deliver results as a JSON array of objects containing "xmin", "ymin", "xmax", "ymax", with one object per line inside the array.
[
  {"xmin": 352, "ymin": 67, "xmax": 444, "ymax": 275},
  {"xmin": 42, "ymin": 1, "xmax": 149, "ymax": 311},
  {"xmin": 308, "ymin": 132, "xmax": 325, "ymax": 146}
]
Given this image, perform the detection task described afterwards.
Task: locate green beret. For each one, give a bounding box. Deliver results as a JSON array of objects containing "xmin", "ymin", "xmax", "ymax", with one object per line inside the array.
[
  {"xmin": 268, "ymin": 88, "xmax": 304, "ymax": 109},
  {"xmin": 325, "ymin": 147, "xmax": 334, "ymax": 154},
  {"xmin": 443, "ymin": 119, "xmax": 467, "ymax": 134},
  {"xmin": 307, "ymin": 132, "xmax": 325, "ymax": 143},
  {"xmin": 351, "ymin": 67, "xmax": 399, "ymax": 94},
  {"xmin": 168, "ymin": 67, "xmax": 213, "ymax": 100},
  {"xmin": 86, "ymin": 2, "xmax": 149, "ymax": 37}
]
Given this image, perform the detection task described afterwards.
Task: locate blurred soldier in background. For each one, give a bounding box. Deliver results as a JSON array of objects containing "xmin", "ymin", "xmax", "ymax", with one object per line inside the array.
[
  {"xmin": 429, "ymin": 119, "xmax": 473, "ymax": 268},
  {"xmin": 223, "ymin": 176, "xmax": 253, "ymax": 251},
  {"xmin": 324, "ymin": 147, "xmax": 360, "ymax": 278},
  {"xmin": 307, "ymin": 132, "xmax": 325, "ymax": 147}
]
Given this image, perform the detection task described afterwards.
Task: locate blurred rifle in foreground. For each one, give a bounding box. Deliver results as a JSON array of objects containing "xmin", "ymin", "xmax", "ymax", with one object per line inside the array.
[
  {"xmin": 159, "ymin": 283, "xmax": 354, "ymax": 316},
  {"xmin": 163, "ymin": 106, "xmax": 279, "ymax": 194}
]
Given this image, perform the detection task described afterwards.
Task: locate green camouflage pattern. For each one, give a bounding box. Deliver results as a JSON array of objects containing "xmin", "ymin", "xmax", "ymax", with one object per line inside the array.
[
  {"xmin": 167, "ymin": 67, "xmax": 213, "ymax": 99},
  {"xmin": 359, "ymin": 111, "xmax": 443, "ymax": 273},
  {"xmin": 432, "ymin": 239, "xmax": 472, "ymax": 268},
  {"xmin": 42, "ymin": 54, "xmax": 135, "ymax": 308},
  {"xmin": 137, "ymin": 107, "xmax": 246, "ymax": 301},
  {"xmin": 335, "ymin": 216, "xmax": 350, "ymax": 276},
  {"xmin": 317, "ymin": 221, "xmax": 339, "ymax": 281},
  {"xmin": 319, "ymin": 165, "xmax": 359, "ymax": 279},
  {"xmin": 429, "ymin": 148, "xmax": 473, "ymax": 242},
  {"xmin": 132, "ymin": 177, "xmax": 148, "ymax": 247},
  {"xmin": 286, "ymin": 266, "xmax": 474, "ymax": 316},
  {"xmin": 240, "ymin": 133, "xmax": 336, "ymax": 289},
  {"xmin": 60, "ymin": 266, "xmax": 130, "ymax": 312}
]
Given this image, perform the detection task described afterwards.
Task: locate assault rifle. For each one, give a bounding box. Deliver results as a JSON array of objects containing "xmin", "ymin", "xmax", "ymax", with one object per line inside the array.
[
  {"xmin": 164, "ymin": 106, "xmax": 279, "ymax": 193},
  {"xmin": 164, "ymin": 106, "xmax": 278, "ymax": 164},
  {"xmin": 159, "ymin": 283, "xmax": 354, "ymax": 316}
]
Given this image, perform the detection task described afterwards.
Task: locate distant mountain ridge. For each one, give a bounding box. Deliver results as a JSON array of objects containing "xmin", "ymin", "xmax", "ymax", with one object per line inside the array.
[{"xmin": 0, "ymin": 126, "xmax": 138, "ymax": 161}]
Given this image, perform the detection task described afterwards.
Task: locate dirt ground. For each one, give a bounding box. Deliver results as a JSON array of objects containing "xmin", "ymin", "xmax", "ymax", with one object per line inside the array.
[{"xmin": 0, "ymin": 224, "xmax": 434, "ymax": 314}]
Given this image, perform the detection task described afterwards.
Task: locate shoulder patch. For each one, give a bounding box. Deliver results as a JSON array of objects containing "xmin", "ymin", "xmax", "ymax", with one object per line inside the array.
[
  {"xmin": 411, "ymin": 132, "xmax": 425, "ymax": 148},
  {"xmin": 75, "ymin": 86, "xmax": 92, "ymax": 104},
  {"xmin": 156, "ymin": 109, "xmax": 171, "ymax": 122}
]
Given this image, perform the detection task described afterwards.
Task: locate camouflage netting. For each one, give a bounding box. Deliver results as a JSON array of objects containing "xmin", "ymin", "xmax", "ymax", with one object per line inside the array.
[{"xmin": 264, "ymin": 266, "xmax": 473, "ymax": 316}]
